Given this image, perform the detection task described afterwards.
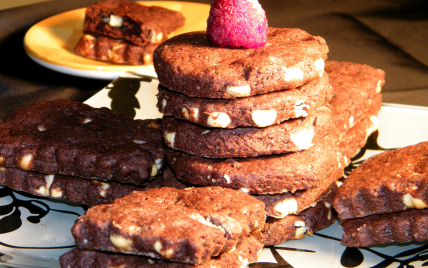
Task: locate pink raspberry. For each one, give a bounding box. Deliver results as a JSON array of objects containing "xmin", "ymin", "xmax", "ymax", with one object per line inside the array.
[{"xmin": 207, "ymin": 0, "xmax": 268, "ymax": 48}]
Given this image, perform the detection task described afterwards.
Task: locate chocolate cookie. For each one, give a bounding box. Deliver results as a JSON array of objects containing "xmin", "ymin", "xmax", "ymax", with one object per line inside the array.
[
  {"xmin": 327, "ymin": 61, "xmax": 385, "ymax": 133},
  {"xmin": 166, "ymin": 132, "xmax": 340, "ymax": 194},
  {"xmin": 162, "ymin": 106, "xmax": 333, "ymax": 158},
  {"xmin": 84, "ymin": 0, "xmax": 185, "ymax": 46},
  {"xmin": 252, "ymin": 186, "xmax": 337, "ymax": 246},
  {"xmin": 338, "ymin": 115, "xmax": 379, "ymax": 166},
  {"xmin": 162, "ymin": 164, "xmax": 341, "ymax": 219},
  {"xmin": 0, "ymin": 100, "xmax": 164, "ymax": 185},
  {"xmin": 71, "ymin": 187, "xmax": 265, "ymax": 264},
  {"xmin": 333, "ymin": 141, "xmax": 428, "ymax": 220},
  {"xmin": 157, "ymin": 74, "xmax": 332, "ymax": 128},
  {"xmin": 0, "ymin": 167, "xmax": 166, "ymax": 206},
  {"xmin": 75, "ymin": 33, "xmax": 158, "ymax": 65},
  {"xmin": 154, "ymin": 28, "xmax": 328, "ymax": 99},
  {"xmin": 60, "ymin": 235, "xmax": 263, "ymax": 268},
  {"xmin": 255, "ymin": 170, "xmax": 340, "ymax": 218},
  {"xmin": 336, "ymin": 93, "xmax": 382, "ymax": 166},
  {"xmin": 341, "ymin": 209, "xmax": 428, "ymax": 247}
]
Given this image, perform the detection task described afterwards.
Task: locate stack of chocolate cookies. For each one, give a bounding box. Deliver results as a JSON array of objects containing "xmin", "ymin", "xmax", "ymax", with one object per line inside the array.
[
  {"xmin": 74, "ymin": 0, "xmax": 185, "ymax": 65},
  {"xmin": 0, "ymin": 99, "xmax": 167, "ymax": 207},
  {"xmin": 154, "ymin": 28, "xmax": 345, "ymax": 246}
]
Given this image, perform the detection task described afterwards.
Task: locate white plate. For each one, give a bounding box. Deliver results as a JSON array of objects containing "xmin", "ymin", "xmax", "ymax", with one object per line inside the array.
[
  {"xmin": 1, "ymin": 74, "xmax": 428, "ymax": 268},
  {"xmin": 23, "ymin": 1, "xmax": 210, "ymax": 80}
]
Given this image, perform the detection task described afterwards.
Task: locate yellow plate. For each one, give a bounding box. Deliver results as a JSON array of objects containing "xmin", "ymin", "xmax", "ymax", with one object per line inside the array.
[{"xmin": 23, "ymin": 1, "xmax": 210, "ymax": 80}]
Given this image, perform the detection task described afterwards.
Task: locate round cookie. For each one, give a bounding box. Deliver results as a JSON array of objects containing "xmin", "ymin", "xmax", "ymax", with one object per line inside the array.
[
  {"xmin": 326, "ymin": 60, "xmax": 385, "ymax": 133},
  {"xmin": 255, "ymin": 171, "xmax": 340, "ymax": 219},
  {"xmin": 153, "ymin": 28, "xmax": 328, "ymax": 99},
  {"xmin": 162, "ymin": 106, "xmax": 334, "ymax": 158},
  {"xmin": 157, "ymin": 74, "xmax": 332, "ymax": 128},
  {"xmin": 165, "ymin": 132, "xmax": 341, "ymax": 195},
  {"xmin": 251, "ymin": 187, "xmax": 337, "ymax": 246}
]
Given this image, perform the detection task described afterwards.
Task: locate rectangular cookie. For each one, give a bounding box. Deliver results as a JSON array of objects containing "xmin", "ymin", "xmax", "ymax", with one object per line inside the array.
[
  {"xmin": 333, "ymin": 141, "xmax": 428, "ymax": 220},
  {"xmin": 60, "ymin": 235, "xmax": 263, "ymax": 268},
  {"xmin": 341, "ymin": 209, "xmax": 428, "ymax": 247},
  {"xmin": 0, "ymin": 167, "xmax": 164, "ymax": 207},
  {"xmin": 84, "ymin": 0, "xmax": 185, "ymax": 46},
  {"xmin": 0, "ymin": 100, "xmax": 164, "ymax": 185},
  {"xmin": 75, "ymin": 33, "xmax": 158, "ymax": 65},
  {"xmin": 71, "ymin": 186, "xmax": 265, "ymax": 264}
]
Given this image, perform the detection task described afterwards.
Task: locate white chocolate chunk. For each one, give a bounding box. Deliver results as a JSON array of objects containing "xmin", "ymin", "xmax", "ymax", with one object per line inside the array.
[
  {"xmin": 181, "ymin": 107, "xmax": 190, "ymax": 120},
  {"xmin": 239, "ymin": 188, "xmax": 250, "ymax": 193},
  {"xmin": 164, "ymin": 132, "xmax": 176, "ymax": 148},
  {"xmin": 295, "ymin": 100, "xmax": 310, "ymax": 118},
  {"xmin": 207, "ymin": 112, "xmax": 231, "ymax": 128},
  {"xmin": 150, "ymin": 164, "xmax": 158, "ymax": 177},
  {"xmin": 226, "ymin": 85, "xmax": 251, "ymax": 97},
  {"xmin": 110, "ymin": 235, "xmax": 133, "ymax": 251},
  {"xmin": 83, "ymin": 118, "xmax": 92, "ymax": 124},
  {"xmin": 251, "ymin": 110, "xmax": 277, "ymax": 127},
  {"xmin": 349, "ymin": 116, "xmax": 354, "ymax": 127},
  {"xmin": 35, "ymin": 186, "xmax": 49, "ymax": 197},
  {"xmin": 154, "ymin": 241, "xmax": 174, "ymax": 258},
  {"xmin": 294, "ymin": 221, "xmax": 308, "ymax": 239},
  {"xmin": 182, "ymin": 107, "xmax": 199, "ymax": 122},
  {"xmin": 38, "ymin": 125, "xmax": 46, "ymax": 131},
  {"xmin": 224, "ymin": 174, "xmax": 231, "ymax": 184},
  {"xmin": 35, "ymin": 175, "xmax": 55, "ymax": 197},
  {"xmin": 162, "ymin": 99, "xmax": 167, "ymax": 110},
  {"xmin": 51, "ymin": 188, "xmax": 63, "ymax": 198},
  {"xmin": 324, "ymin": 202, "xmax": 332, "ymax": 220},
  {"xmin": 314, "ymin": 59, "xmax": 325, "ymax": 77},
  {"xmin": 190, "ymin": 108, "xmax": 199, "ymax": 121},
  {"xmin": 274, "ymin": 198, "xmax": 298, "ymax": 217},
  {"xmin": 403, "ymin": 193, "xmax": 427, "ymax": 209},
  {"xmin": 109, "ymin": 14, "xmax": 123, "ymax": 27},
  {"xmin": 20, "ymin": 154, "xmax": 34, "ymax": 170},
  {"xmin": 376, "ymin": 80, "xmax": 382, "ymax": 93},
  {"xmin": 155, "ymin": 159, "xmax": 163, "ymax": 171},
  {"xmin": 283, "ymin": 67, "xmax": 303, "ymax": 81},
  {"xmin": 189, "ymin": 214, "xmax": 222, "ymax": 229},
  {"xmin": 99, "ymin": 182, "xmax": 110, "ymax": 197},
  {"xmin": 290, "ymin": 128, "xmax": 315, "ymax": 150},
  {"xmin": 200, "ymin": 130, "xmax": 211, "ymax": 135},
  {"xmin": 133, "ymin": 140, "xmax": 146, "ymax": 144}
]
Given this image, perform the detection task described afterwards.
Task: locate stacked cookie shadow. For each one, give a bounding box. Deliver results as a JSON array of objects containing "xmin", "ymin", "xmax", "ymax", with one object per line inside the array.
[
  {"xmin": 153, "ymin": 27, "xmax": 385, "ymax": 246},
  {"xmin": 0, "ymin": 99, "xmax": 166, "ymax": 207},
  {"xmin": 74, "ymin": 0, "xmax": 184, "ymax": 65}
]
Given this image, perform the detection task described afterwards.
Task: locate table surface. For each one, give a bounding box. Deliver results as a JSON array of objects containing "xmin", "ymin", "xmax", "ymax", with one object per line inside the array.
[{"xmin": 1, "ymin": 0, "xmax": 428, "ymax": 121}]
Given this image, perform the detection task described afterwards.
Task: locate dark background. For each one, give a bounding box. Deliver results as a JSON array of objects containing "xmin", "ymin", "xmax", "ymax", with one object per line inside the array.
[{"xmin": 1, "ymin": 0, "xmax": 428, "ymax": 120}]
